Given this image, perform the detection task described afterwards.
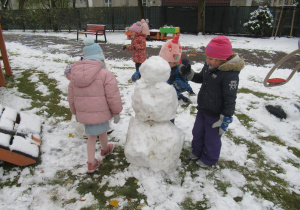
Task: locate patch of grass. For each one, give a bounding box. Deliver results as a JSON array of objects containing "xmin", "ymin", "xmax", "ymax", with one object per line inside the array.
[
  {"xmin": 190, "ymin": 105, "xmax": 197, "ymax": 115},
  {"xmin": 235, "ymin": 113, "xmax": 254, "ymax": 129},
  {"xmin": 75, "ymin": 146, "xmax": 147, "ymax": 208},
  {"xmin": 288, "ymin": 146, "xmax": 300, "ymax": 158},
  {"xmin": 10, "ymin": 69, "xmax": 71, "ymax": 121},
  {"xmin": 248, "ymin": 101, "xmax": 260, "ymax": 110},
  {"xmin": 213, "ymin": 178, "xmax": 232, "ymax": 195},
  {"xmin": 181, "ymin": 197, "xmax": 208, "ymax": 209},
  {"xmin": 216, "ymin": 133, "xmax": 299, "ymax": 209},
  {"xmin": 258, "ymin": 135, "xmax": 285, "ymax": 146},
  {"xmin": 52, "ymin": 58, "xmax": 69, "ymax": 63},
  {"xmin": 224, "ymin": 131, "xmax": 247, "ymax": 145},
  {"xmin": 180, "ymin": 103, "xmax": 190, "ymax": 109},
  {"xmin": 179, "ymin": 147, "xmax": 203, "ymax": 180},
  {"xmin": 112, "ymin": 66, "xmax": 135, "ymax": 70},
  {"xmin": 0, "ymin": 168, "xmax": 21, "ymax": 188},
  {"xmin": 238, "ymin": 87, "xmax": 279, "ymax": 100}
]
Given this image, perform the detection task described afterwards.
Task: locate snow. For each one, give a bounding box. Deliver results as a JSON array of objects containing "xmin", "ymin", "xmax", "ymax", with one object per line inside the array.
[
  {"xmin": 17, "ymin": 112, "xmax": 42, "ymax": 135},
  {"xmin": 0, "ymin": 132, "xmax": 11, "ymax": 147},
  {"xmin": 132, "ymin": 56, "xmax": 178, "ymax": 121},
  {"xmin": 126, "ymin": 56, "xmax": 183, "ymax": 172},
  {"xmin": 0, "ymin": 30, "xmax": 299, "ymax": 209},
  {"xmin": 0, "ymin": 107, "xmax": 18, "ymax": 131},
  {"xmin": 10, "ymin": 136, "xmax": 39, "ymax": 158},
  {"xmin": 0, "ymin": 104, "xmax": 42, "ymax": 158}
]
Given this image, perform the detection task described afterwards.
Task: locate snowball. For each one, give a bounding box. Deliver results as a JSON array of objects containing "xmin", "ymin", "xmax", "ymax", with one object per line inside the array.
[
  {"xmin": 139, "ymin": 56, "xmax": 171, "ymax": 83},
  {"xmin": 125, "ymin": 117, "xmax": 184, "ymax": 173},
  {"xmin": 132, "ymin": 81, "xmax": 178, "ymax": 122}
]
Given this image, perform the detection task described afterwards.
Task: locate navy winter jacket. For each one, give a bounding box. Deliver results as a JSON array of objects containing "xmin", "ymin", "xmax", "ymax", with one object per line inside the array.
[
  {"xmin": 167, "ymin": 65, "xmax": 187, "ymax": 85},
  {"xmin": 192, "ymin": 54, "xmax": 244, "ymax": 117}
]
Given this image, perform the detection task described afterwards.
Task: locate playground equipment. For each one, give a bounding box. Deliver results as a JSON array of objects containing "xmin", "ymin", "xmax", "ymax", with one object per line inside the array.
[
  {"xmin": 272, "ymin": 1, "xmax": 296, "ymax": 39},
  {"xmin": 263, "ymin": 39, "xmax": 300, "ymax": 87},
  {"xmin": 0, "ymin": 17, "xmax": 12, "ymax": 87}
]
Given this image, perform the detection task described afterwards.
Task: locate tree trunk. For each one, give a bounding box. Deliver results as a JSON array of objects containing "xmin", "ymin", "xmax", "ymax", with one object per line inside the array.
[
  {"xmin": 138, "ymin": 0, "xmax": 144, "ymax": 20},
  {"xmin": 197, "ymin": 0, "xmax": 205, "ymax": 34},
  {"xmin": 18, "ymin": 0, "xmax": 27, "ymax": 10}
]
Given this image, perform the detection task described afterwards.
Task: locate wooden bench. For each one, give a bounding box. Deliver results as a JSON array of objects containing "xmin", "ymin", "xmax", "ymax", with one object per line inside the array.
[{"xmin": 77, "ymin": 24, "xmax": 107, "ymax": 43}]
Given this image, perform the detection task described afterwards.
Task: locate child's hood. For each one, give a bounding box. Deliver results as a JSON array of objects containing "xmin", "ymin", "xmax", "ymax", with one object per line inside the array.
[
  {"xmin": 219, "ymin": 53, "xmax": 245, "ymax": 72},
  {"xmin": 71, "ymin": 60, "xmax": 103, "ymax": 88}
]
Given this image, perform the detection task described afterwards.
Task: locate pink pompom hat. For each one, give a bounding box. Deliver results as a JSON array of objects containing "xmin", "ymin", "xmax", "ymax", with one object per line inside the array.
[
  {"xmin": 205, "ymin": 36, "xmax": 233, "ymax": 60},
  {"xmin": 129, "ymin": 22, "xmax": 142, "ymax": 33},
  {"xmin": 159, "ymin": 33, "xmax": 182, "ymax": 63}
]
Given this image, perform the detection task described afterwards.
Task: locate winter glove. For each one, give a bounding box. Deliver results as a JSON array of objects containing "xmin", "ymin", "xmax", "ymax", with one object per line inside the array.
[
  {"xmin": 133, "ymin": 46, "xmax": 136, "ymax": 51},
  {"xmin": 131, "ymin": 71, "xmax": 141, "ymax": 82},
  {"xmin": 122, "ymin": 46, "xmax": 126, "ymax": 50},
  {"xmin": 179, "ymin": 59, "xmax": 195, "ymax": 81},
  {"xmin": 113, "ymin": 114, "xmax": 120, "ymax": 124},
  {"xmin": 212, "ymin": 114, "xmax": 233, "ymax": 135}
]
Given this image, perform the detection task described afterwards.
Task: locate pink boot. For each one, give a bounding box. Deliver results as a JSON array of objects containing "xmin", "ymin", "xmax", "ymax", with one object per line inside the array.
[
  {"xmin": 101, "ymin": 144, "xmax": 114, "ymax": 157},
  {"xmin": 87, "ymin": 159, "xmax": 101, "ymax": 173}
]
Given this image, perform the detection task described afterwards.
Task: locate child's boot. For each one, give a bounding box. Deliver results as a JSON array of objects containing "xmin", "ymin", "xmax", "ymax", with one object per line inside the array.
[
  {"xmin": 182, "ymin": 96, "xmax": 192, "ymax": 104},
  {"xmin": 101, "ymin": 144, "xmax": 114, "ymax": 157},
  {"xmin": 87, "ymin": 159, "xmax": 101, "ymax": 173},
  {"xmin": 188, "ymin": 91, "xmax": 196, "ymax": 96}
]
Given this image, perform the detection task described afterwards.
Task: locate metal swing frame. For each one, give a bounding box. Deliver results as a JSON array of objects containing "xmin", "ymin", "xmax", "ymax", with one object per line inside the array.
[{"xmin": 263, "ymin": 39, "xmax": 300, "ymax": 87}]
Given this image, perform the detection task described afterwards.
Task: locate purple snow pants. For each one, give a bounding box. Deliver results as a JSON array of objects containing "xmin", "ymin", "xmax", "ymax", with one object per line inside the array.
[{"xmin": 191, "ymin": 110, "xmax": 222, "ymax": 165}]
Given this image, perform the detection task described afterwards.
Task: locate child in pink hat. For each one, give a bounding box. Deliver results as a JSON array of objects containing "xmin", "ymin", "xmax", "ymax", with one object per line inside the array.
[
  {"xmin": 123, "ymin": 22, "xmax": 147, "ymax": 82},
  {"xmin": 159, "ymin": 33, "xmax": 195, "ymax": 105},
  {"xmin": 180, "ymin": 35, "xmax": 245, "ymax": 168}
]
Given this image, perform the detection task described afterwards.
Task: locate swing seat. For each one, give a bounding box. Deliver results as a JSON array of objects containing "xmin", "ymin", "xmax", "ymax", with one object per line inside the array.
[
  {"xmin": 267, "ymin": 78, "xmax": 286, "ymax": 84},
  {"xmin": 263, "ymin": 39, "xmax": 300, "ymax": 87}
]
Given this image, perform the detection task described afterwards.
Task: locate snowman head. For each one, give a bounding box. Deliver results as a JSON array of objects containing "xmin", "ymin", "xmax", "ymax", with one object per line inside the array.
[
  {"xmin": 159, "ymin": 33, "xmax": 182, "ymax": 63},
  {"xmin": 139, "ymin": 56, "xmax": 171, "ymax": 83}
]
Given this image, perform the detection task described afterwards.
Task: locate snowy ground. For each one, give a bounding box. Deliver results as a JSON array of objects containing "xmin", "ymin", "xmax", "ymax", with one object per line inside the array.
[{"xmin": 0, "ymin": 30, "xmax": 300, "ymax": 209}]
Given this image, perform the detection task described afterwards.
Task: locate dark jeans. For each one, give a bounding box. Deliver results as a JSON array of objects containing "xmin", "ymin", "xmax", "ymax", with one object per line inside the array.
[
  {"xmin": 191, "ymin": 110, "xmax": 221, "ymax": 165},
  {"xmin": 135, "ymin": 63, "xmax": 142, "ymax": 71}
]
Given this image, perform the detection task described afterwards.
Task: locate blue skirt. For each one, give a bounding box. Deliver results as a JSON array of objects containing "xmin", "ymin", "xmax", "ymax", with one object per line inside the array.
[{"xmin": 84, "ymin": 121, "xmax": 110, "ymax": 135}]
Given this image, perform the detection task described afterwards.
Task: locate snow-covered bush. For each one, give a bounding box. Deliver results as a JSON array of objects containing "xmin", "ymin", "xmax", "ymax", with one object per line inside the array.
[{"xmin": 243, "ymin": 6, "xmax": 274, "ymax": 37}]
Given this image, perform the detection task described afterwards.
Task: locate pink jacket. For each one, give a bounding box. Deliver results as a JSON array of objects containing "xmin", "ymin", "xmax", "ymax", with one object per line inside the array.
[
  {"xmin": 68, "ymin": 60, "xmax": 123, "ymax": 125},
  {"xmin": 141, "ymin": 19, "xmax": 150, "ymax": 36}
]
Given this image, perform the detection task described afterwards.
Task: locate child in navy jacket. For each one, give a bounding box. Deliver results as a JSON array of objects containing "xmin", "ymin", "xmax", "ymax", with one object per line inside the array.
[{"xmin": 180, "ymin": 36, "xmax": 245, "ymax": 167}]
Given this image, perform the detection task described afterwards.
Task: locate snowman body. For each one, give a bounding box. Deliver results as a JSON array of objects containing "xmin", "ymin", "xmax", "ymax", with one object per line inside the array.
[{"xmin": 125, "ymin": 56, "xmax": 184, "ymax": 173}]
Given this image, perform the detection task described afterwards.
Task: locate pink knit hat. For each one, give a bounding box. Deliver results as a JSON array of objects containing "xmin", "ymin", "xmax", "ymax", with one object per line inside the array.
[
  {"xmin": 159, "ymin": 33, "xmax": 182, "ymax": 63},
  {"xmin": 205, "ymin": 36, "xmax": 233, "ymax": 60},
  {"xmin": 129, "ymin": 22, "xmax": 142, "ymax": 33}
]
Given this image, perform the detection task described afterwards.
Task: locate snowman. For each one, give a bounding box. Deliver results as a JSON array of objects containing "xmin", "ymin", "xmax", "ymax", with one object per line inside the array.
[{"xmin": 124, "ymin": 55, "xmax": 184, "ymax": 173}]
